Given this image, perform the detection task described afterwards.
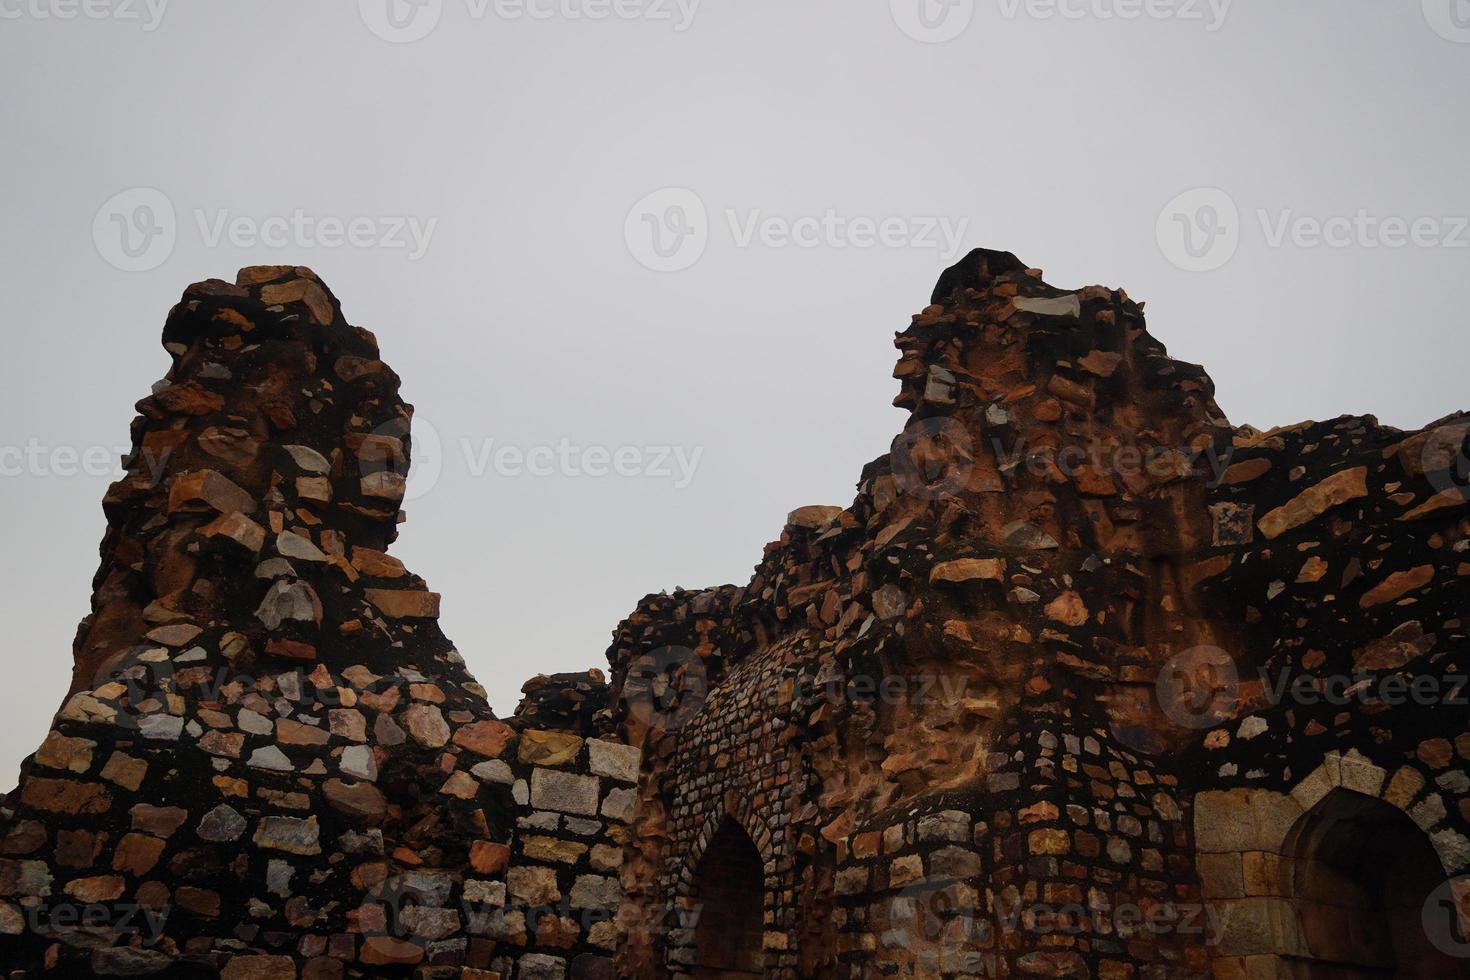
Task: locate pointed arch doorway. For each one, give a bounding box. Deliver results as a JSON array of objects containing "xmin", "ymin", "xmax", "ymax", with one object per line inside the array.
[
  {"xmin": 691, "ymin": 818, "xmax": 766, "ymax": 979},
  {"xmin": 1284, "ymin": 788, "xmax": 1470, "ymax": 978}
]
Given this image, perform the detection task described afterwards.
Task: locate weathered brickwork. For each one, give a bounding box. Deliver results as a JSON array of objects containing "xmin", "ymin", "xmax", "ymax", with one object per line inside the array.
[
  {"xmin": 1, "ymin": 251, "xmax": 1467, "ymax": 978},
  {"xmin": 606, "ymin": 249, "xmax": 1470, "ymax": 979},
  {"xmin": 662, "ymin": 641, "xmax": 805, "ymax": 976},
  {"xmin": 0, "ymin": 270, "xmax": 637, "ymax": 978}
]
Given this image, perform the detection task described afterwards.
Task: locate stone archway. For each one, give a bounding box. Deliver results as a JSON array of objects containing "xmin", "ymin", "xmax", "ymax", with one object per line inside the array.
[
  {"xmin": 1195, "ymin": 751, "xmax": 1470, "ymax": 978},
  {"xmin": 1282, "ymin": 788, "xmax": 1467, "ymax": 978},
  {"xmin": 691, "ymin": 818, "xmax": 766, "ymax": 979}
]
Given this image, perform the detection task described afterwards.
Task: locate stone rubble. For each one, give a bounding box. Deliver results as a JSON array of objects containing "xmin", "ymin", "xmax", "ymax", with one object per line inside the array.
[
  {"xmin": 0, "ymin": 268, "xmax": 637, "ymax": 978},
  {"xmin": 1, "ymin": 251, "xmax": 1467, "ymax": 979}
]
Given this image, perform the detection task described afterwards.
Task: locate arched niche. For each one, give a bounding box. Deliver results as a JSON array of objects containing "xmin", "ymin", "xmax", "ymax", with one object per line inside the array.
[
  {"xmin": 1281, "ymin": 788, "xmax": 1468, "ymax": 978},
  {"xmin": 691, "ymin": 817, "xmax": 766, "ymax": 979}
]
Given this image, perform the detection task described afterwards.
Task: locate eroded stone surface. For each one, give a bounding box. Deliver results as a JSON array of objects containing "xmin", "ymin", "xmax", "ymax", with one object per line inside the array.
[
  {"xmin": 2, "ymin": 253, "xmax": 1466, "ymax": 980},
  {"xmin": 0, "ymin": 268, "xmax": 636, "ymax": 979}
]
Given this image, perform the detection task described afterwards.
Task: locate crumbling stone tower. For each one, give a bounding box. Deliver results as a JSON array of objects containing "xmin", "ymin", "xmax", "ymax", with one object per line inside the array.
[
  {"xmin": 1, "ymin": 253, "xmax": 1467, "ymax": 980},
  {"xmin": 0, "ymin": 268, "xmax": 640, "ymax": 978},
  {"xmin": 605, "ymin": 250, "xmax": 1470, "ymax": 980}
]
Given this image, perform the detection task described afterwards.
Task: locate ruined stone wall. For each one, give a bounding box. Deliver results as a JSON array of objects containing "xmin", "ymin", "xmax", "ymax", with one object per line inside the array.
[
  {"xmin": 1182, "ymin": 413, "xmax": 1470, "ymax": 977},
  {"xmin": 0, "ymin": 270, "xmax": 637, "ymax": 978},
  {"xmin": 606, "ymin": 249, "xmax": 1470, "ymax": 980},
  {"xmin": 0, "ymin": 252, "xmax": 1465, "ymax": 979}
]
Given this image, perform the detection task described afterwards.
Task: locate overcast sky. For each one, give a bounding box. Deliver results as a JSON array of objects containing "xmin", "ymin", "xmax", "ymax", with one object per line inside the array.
[{"xmin": 0, "ymin": 0, "xmax": 1466, "ymax": 784}]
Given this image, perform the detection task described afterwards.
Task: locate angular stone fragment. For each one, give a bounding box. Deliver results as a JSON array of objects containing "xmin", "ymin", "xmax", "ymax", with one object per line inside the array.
[
  {"xmin": 252, "ymin": 816, "xmax": 321, "ymax": 856},
  {"xmin": 1256, "ymin": 466, "xmax": 1368, "ymax": 539},
  {"xmin": 248, "ymin": 746, "xmax": 294, "ymax": 772},
  {"xmin": 365, "ymin": 589, "xmax": 441, "ymax": 619},
  {"xmin": 112, "ymin": 833, "xmax": 165, "ymax": 875},
  {"xmin": 323, "ymin": 779, "xmax": 386, "ymax": 822},
  {"xmin": 130, "ymin": 805, "xmax": 188, "ymax": 837},
  {"xmin": 470, "ymin": 840, "xmax": 511, "ymax": 874},
  {"xmin": 929, "ymin": 558, "xmax": 1005, "ymax": 585},
  {"xmin": 199, "ymin": 511, "xmax": 267, "ymax": 553},
  {"xmin": 1013, "ymin": 294, "xmax": 1081, "ymax": 318},
  {"xmin": 339, "ymin": 744, "xmax": 378, "ymax": 781},
  {"xmin": 530, "ymin": 769, "xmax": 600, "ymax": 817},
  {"xmin": 198, "ymin": 805, "xmax": 248, "ymax": 842},
  {"xmin": 788, "ymin": 505, "xmax": 844, "ymax": 529},
  {"xmin": 519, "ymin": 730, "xmax": 582, "ymax": 767},
  {"xmin": 64, "ymin": 875, "xmax": 125, "ymax": 902},
  {"xmin": 276, "ymin": 532, "xmax": 327, "ymax": 562},
  {"xmin": 167, "ymin": 470, "xmax": 257, "ymax": 516},
  {"xmin": 404, "ymin": 704, "xmax": 450, "ymax": 748},
  {"xmin": 1359, "ymin": 565, "xmax": 1435, "ymax": 608},
  {"xmin": 260, "ymin": 277, "xmax": 334, "ymax": 326},
  {"xmin": 587, "ymin": 740, "xmax": 640, "ymax": 783},
  {"xmin": 21, "ymin": 778, "xmax": 110, "ymax": 815},
  {"xmin": 509, "ymin": 866, "xmax": 561, "ymax": 907},
  {"xmin": 256, "ymin": 580, "xmax": 322, "ymax": 629},
  {"xmin": 35, "ymin": 732, "xmax": 95, "ymax": 774},
  {"xmin": 1044, "ymin": 590, "xmax": 1088, "ymax": 626},
  {"xmin": 452, "ymin": 719, "xmax": 516, "ymax": 758},
  {"xmin": 99, "ymin": 752, "xmax": 147, "ymax": 791},
  {"xmin": 283, "ymin": 445, "xmax": 331, "ymax": 475},
  {"xmin": 351, "ymin": 547, "xmax": 406, "ymax": 578}
]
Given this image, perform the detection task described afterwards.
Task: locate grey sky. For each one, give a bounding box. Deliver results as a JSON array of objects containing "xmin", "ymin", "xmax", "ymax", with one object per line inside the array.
[{"xmin": 1, "ymin": 0, "xmax": 1467, "ymax": 784}]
